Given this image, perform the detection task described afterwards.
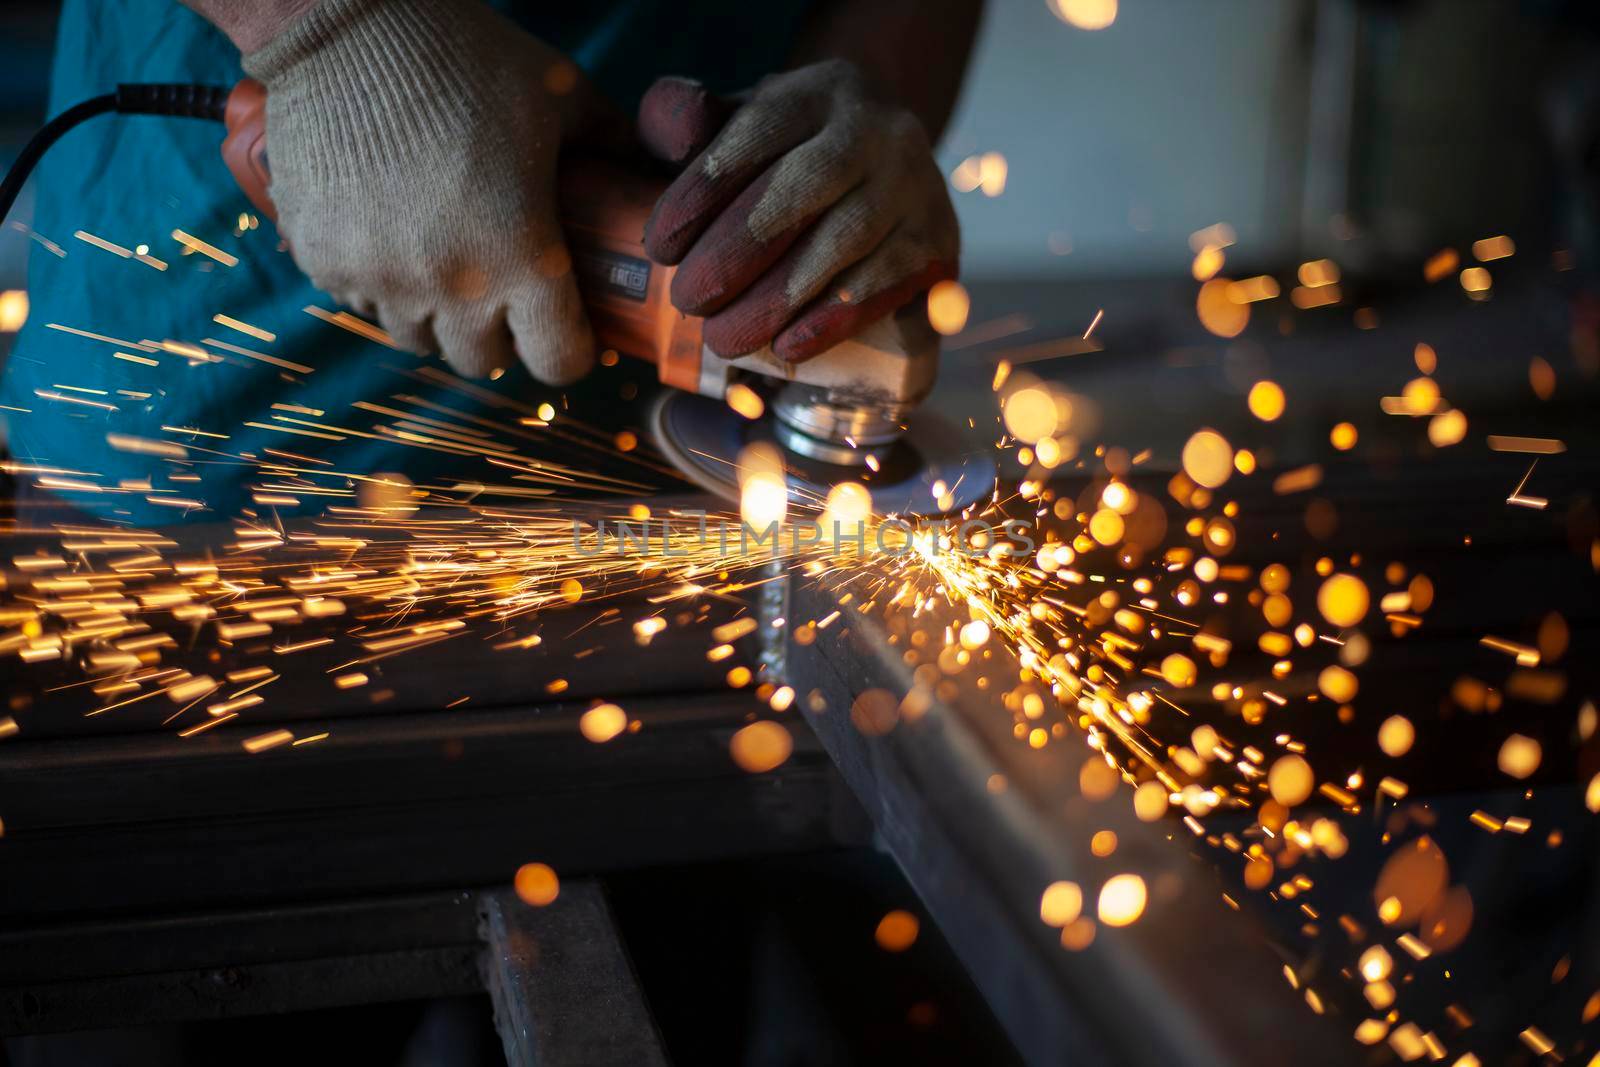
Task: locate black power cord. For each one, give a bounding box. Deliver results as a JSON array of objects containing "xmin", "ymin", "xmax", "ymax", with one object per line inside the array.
[{"xmin": 0, "ymin": 83, "xmax": 230, "ymax": 226}]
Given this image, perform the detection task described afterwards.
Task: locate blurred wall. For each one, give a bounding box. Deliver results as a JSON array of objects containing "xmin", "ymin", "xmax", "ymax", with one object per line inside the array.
[
  {"xmin": 1349, "ymin": 0, "xmax": 1561, "ymax": 262},
  {"xmin": 938, "ymin": 0, "xmax": 1314, "ymax": 280},
  {"xmin": 938, "ymin": 0, "xmax": 1575, "ymax": 282}
]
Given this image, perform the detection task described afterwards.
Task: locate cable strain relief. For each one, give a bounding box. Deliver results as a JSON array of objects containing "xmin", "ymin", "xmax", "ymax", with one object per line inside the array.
[{"xmin": 115, "ymin": 84, "xmax": 232, "ymax": 122}]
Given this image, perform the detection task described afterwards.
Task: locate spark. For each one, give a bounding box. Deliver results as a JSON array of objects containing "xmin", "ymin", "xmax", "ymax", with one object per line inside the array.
[
  {"xmin": 1487, "ymin": 435, "xmax": 1565, "ymax": 454},
  {"xmin": 1506, "ymin": 460, "xmax": 1547, "ymax": 509},
  {"xmin": 171, "ymin": 229, "xmax": 238, "ymax": 266},
  {"xmin": 213, "ymin": 313, "xmax": 277, "ymax": 343}
]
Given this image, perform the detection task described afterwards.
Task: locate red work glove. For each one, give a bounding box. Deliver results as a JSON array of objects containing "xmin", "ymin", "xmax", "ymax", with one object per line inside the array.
[{"xmin": 637, "ymin": 61, "xmax": 960, "ymax": 362}]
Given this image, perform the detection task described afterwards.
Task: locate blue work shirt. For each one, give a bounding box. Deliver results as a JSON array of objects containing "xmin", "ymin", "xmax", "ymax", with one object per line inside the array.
[{"xmin": 1, "ymin": 0, "xmax": 809, "ymax": 522}]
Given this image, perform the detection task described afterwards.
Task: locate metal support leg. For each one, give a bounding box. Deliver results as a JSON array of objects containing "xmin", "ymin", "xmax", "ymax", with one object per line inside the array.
[{"xmin": 478, "ymin": 882, "xmax": 668, "ymax": 1067}]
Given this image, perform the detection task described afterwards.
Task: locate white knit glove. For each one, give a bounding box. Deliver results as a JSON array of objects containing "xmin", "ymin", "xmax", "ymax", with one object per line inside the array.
[
  {"xmin": 638, "ymin": 61, "xmax": 960, "ymax": 362},
  {"xmin": 244, "ymin": 0, "xmax": 596, "ymax": 383}
]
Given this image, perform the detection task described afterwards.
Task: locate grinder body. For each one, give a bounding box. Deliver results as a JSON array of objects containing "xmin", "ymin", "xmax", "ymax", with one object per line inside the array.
[{"xmin": 220, "ymin": 79, "xmax": 936, "ymax": 466}]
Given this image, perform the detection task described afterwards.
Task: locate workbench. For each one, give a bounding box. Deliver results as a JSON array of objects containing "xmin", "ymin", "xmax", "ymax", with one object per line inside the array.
[{"xmin": 1, "ymin": 268, "xmax": 1596, "ymax": 1065}]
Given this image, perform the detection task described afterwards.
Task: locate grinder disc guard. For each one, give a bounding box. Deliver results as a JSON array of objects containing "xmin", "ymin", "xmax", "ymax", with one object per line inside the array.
[{"xmin": 651, "ymin": 392, "xmax": 995, "ymax": 517}]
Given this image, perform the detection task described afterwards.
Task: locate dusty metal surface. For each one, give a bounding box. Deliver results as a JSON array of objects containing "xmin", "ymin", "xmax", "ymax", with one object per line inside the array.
[{"xmin": 783, "ymin": 574, "xmax": 1352, "ymax": 1067}]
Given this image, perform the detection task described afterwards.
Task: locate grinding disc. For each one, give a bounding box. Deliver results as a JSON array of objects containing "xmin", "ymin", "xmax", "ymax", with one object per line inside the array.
[{"xmin": 650, "ymin": 391, "xmax": 996, "ymax": 517}]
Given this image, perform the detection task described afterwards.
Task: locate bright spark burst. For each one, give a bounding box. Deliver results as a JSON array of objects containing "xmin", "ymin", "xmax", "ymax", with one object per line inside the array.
[{"xmin": 0, "ymin": 201, "xmax": 1588, "ymax": 1067}]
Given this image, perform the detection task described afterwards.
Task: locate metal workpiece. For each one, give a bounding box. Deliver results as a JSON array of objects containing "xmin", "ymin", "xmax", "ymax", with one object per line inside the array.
[
  {"xmin": 780, "ymin": 576, "xmax": 1351, "ymax": 1067},
  {"xmin": 754, "ymin": 558, "xmax": 790, "ymax": 685}
]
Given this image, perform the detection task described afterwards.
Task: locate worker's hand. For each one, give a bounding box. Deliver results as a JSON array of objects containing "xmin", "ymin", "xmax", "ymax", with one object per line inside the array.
[
  {"xmin": 637, "ymin": 62, "xmax": 960, "ymax": 362},
  {"xmin": 242, "ymin": 0, "xmax": 597, "ymax": 383}
]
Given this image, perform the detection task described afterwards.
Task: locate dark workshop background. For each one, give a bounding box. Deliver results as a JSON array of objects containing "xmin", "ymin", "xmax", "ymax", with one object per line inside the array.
[{"xmin": 2, "ymin": 0, "xmax": 1594, "ymax": 299}]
